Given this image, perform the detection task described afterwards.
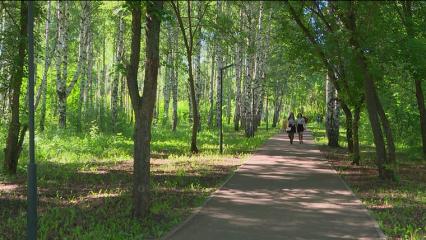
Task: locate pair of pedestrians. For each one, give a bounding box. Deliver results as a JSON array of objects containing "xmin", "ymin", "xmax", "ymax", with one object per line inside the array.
[{"xmin": 285, "ymin": 112, "xmax": 306, "ymax": 144}]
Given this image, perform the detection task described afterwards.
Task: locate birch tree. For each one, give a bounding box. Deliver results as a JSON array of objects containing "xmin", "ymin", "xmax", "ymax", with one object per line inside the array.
[{"xmin": 111, "ymin": 12, "xmax": 125, "ymax": 131}]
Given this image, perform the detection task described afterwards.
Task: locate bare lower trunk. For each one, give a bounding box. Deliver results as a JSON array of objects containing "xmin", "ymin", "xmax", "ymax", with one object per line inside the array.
[
  {"xmin": 414, "ymin": 78, "xmax": 426, "ymax": 158},
  {"xmin": 352, "ymin": 103, "xmax": 361, "ymax": 165},
  {"xmin": 341, "ymin": 102, "xmax": 353, "ymax": 153}
]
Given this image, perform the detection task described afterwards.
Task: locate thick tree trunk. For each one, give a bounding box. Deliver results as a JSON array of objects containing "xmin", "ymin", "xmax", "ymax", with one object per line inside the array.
[
  {"xmin": 127, "ymin": 1, "xmax": 163, "ymax": 219},
  {"xmin": 4, "ymin": 2, "xmax": 27, "ymax": 174}
]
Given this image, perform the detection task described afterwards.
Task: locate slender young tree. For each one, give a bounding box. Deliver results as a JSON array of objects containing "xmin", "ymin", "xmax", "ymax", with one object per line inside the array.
[
  {"xmin": 171, "ymin": 0, "xmax": 208, "ymax": 152},
  {"xmin": 112, "ymin": 12, "xmax": 125, "ymax": 131}
]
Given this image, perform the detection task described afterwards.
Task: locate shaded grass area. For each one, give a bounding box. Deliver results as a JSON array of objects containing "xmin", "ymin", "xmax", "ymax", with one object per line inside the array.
[
  {"xmin": 310, "ymin": 123, "xmax": 426, "ymax": 239},
  {"xmin": 0, "ymin": 124, "xmax": 279, "ymax": 239}
]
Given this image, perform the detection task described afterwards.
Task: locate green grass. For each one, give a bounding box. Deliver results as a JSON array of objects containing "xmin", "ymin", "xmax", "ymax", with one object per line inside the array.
[
  {"xmin": 309, "ymin": 122, "xmax": 426, "ymax": 239},
  {"xmin": 0, "ymin": 122, "xmax": 279, "ymax": 239}
]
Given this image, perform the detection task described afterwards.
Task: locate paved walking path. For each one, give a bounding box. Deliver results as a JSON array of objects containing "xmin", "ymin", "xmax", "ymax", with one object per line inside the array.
[{"xmin": 164, "ymin": 131, "xmax": 385, "ymax": 240}]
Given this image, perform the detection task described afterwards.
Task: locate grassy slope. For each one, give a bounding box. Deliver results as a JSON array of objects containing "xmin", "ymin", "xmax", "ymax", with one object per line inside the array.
[
  {"xmin": 310, "ymin": 123, "xmax": 426, "ymax": 240},
  {"xmin": 0, "ymin": 123, "xmax": 279, "ymax": 239}
]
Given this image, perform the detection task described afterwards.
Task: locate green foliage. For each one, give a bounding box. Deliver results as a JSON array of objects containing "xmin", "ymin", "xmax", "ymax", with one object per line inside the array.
[{"xmin": 0, "ymin": 121, "xmax": 278, "ymax": 239}]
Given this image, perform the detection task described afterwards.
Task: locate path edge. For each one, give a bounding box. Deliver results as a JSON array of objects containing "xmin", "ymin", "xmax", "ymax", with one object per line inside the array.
[
  {"xmin": 314, "ymin": 140, "xmax": 387, "ymax": 240},
  {"xmin": 159, "ymin": 132, "xmax": 280, "ymax": 240}
]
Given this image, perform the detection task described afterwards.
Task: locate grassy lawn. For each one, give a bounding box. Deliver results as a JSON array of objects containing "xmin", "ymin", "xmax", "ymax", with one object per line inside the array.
[
  {"xmin": 310, "ymin": 123, "xmax": 426, "ymax": 240},
  {"xmin": 0, "ymin": 124, "xmax": 279, "ymax": 239}
]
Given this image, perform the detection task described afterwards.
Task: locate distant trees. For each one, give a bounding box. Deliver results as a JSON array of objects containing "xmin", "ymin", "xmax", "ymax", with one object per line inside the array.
[{"xmin": 1, "ymin": 0, "xmax": 424, "ymax": 181}]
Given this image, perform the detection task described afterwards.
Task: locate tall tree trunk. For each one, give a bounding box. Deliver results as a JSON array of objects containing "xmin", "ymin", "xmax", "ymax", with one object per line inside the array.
[
  {"xmin": 99, "ymin": 37, "xmax": 106, "ymax": 130},
  {"xmin": 215, "ymin": 1, "xmax": 223, "ymax": 128},
  {"xmin": 172, "ymin": 25, "xmax": 179, "ymax": 131},
  {"xmin": 112, "ymin": 13, "xmax": 125, "ymax": 131},
  {"xmin": 401, "ymin": 1, "xmax": 426, "ymax": 158},
  {"xmin": 172, "ymin": 0, "xmax": 201, "ymax": 152},
  {"xmin": 244, "ymin": 7, "xmax": 255, "ymax": 138},
  {"xmin": 55, "ymin": 1, "xmax": 67, "ymax": 128},
  {"xmin": 253, "ymin": 2, "xmax": 264, "ymax": 132},
  {"xmin": 325, "ymin": 70, "xmax": 339, "ymax": 147},
  {"xmin": 127, "ymin": 1, "xmax": 163, "ymax": 219},
  {"xmin": 234, "ymin": 10, "xmax": 243, "ymax": 131},
  {"xmin": 340, "ymin": 4, "xmax": 397, "ymax": 180},
  {"xmin": 77, "ymin": 1, "xmax": 90, "ymax": 132},
  {"xmin": 3, "ymin": 2, "xmax": 27, "ymax": 174},
  {"xmin": 194, "ymin": 1, "xmax": 203, "ymax": 132},
  {"xmin": 208, "ymin": 48, "xmax": 215, "ymax": 128},
  {"xmin": 163, "ymin": 22, "xmax": 172, "ymax": 122},
  {"xmin": 39, "ymin": 0, "xmax": 52, "ymax": 131}
]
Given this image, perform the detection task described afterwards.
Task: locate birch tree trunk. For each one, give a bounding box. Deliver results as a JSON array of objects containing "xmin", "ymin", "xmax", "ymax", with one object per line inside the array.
[
  {"xmin": 112, "ymin": 13, "xmax": 125, "ymax": 131},
  {"xmin": 208, "ymin": 48, "xmax": 215, "ymax": 128},
  {"xmin": 77, "ymin": 1, "xmax": 90, "ymax": 131},
  {"xmin": 55, "ymin": 1, "xmax": 67, "ymax": 128},
  {"xmin": 172, "ymin": 24, "xmax": 179, "ymax": 131},
  {"xmin": 325, "ymin": 70, "xmax": 339, "ymax": 147},
  {"xmin": 39, "ymin": 0, "xmax": 52, "ymax": 131},
  {"xmin": 244, "ymin": 6, "xmax": 256, "ymax": 138},
  {"xmin": 56, "ymin": 1, "xmax": 87, "ymax": 128},
  {"xmin": 215, "ymin": 0, "xmax": 223, "ymax": 128},
  {"xmin": 233, "ymin": 9, "xmax": 243, "ymax": 131},
  {"xmin": 253, "ymin": 2, "xmax": 263, "ymax": 132},
  {"xmin": 163, "ymin": 22, "xmax": 172, "ymax": 122},
  {"xmin": 195, "ymin": 1, "xmax": 203, "ymax": 131},
  {"xmin": 98, "ymin": 37, "xmax": 106, "ymax": 130}
]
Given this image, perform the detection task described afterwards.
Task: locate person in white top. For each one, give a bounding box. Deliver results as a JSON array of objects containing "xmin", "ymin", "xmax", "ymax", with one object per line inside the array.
[{"xmin": 296, "ymin": 113, "xmax": 306, "ymax": 144}]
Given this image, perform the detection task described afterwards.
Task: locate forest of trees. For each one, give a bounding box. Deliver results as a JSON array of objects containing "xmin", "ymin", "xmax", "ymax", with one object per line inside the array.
[{"xmin": 0, "ymin": 0, "xmax": 425, "ymax": 226}]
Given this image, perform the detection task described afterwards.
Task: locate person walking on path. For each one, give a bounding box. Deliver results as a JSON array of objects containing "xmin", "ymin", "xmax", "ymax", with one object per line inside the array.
[
  {"xmin": 286, "ymin": 112, "xmax": 296, "ymax": 144},
  {"xmin": 297, "ymin": 113, "xmax": 306, "ymax": 144}
]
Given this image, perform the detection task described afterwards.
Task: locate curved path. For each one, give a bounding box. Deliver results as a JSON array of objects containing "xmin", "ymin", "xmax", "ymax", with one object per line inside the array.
[{"xmin": 163, "ymin": 131, "xmax": 385, "ymax": 240}]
